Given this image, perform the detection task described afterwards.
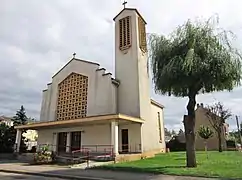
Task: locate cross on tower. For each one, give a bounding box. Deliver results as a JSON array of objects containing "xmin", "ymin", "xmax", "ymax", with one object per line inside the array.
[
  {"xmin": 122, "ymin": 0, "xmax": 127, "ymax": 9},
  {"xmin": 73, "ymin": 52, "xmax": 76, "ymax": 58}
]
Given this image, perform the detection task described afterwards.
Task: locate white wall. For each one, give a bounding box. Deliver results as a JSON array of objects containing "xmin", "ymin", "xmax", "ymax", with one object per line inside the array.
[
  {"xmin": 114, "ymin": 9, "xmax": 154, "ymax": 152},
  {"xmin": 39, "ymin": 59, "xmax": 117, "ymax": 121},
  {"xmin": 141, "ymin": 104, "xmax": 166, "ymax": 152},
  {"xmin": 119, "ymin": 123, "xmax": 142, "ymax": 152},
  {"xmin": 115, "ymin": 10, "xmax": 141, "ymax": 117},
  {"xmin": 39, "ymin": 90, "xmax": 47, "ymax": 121},
  {"xmin": 37, "ymin": 124, "xmax": 112, "ymax": 152},
  {"xmin": 37, "ymin": 122, "xmax": 145, "ymax": 153},
  {"xmin": 37, "ymin": 130, "xmax": 53, "ymax": 145}
]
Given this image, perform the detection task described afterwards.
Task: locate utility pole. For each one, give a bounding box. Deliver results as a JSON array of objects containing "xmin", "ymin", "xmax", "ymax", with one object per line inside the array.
[{"xmin": 235, "ymin": 115, "xmax": 242, "ymax": 144}]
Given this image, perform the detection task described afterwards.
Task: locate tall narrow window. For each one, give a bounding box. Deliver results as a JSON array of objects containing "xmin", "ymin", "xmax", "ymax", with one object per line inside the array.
[
  {"xmin": 138, "ymin": 17, "xmax": 147, "ymax": 52},
  {"xmin": 158, "ymin": 112, "xmax": 162, "ymax": 142},
  {"xmin": 119, "ymin": 16, "xmax": 131, "ymax": 50}
]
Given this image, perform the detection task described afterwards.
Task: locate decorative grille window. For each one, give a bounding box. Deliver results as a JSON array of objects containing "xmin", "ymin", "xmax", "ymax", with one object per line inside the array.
[
  {"xmin": 138, "ymin": 16, "xmax": 147, "ymax": 52},
  {"xmin": 56, "ymin": 73, "xmax": 88, "ymax": 121},
  {"xmin": 119, "ymin": 16, "xmax": 131, "ymax": 50}
]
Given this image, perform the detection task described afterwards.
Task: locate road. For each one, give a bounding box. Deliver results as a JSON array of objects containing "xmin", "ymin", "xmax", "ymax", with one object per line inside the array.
[{"xmin": 0, "ymin": 172, "xmax": 65, "ymax": 180}]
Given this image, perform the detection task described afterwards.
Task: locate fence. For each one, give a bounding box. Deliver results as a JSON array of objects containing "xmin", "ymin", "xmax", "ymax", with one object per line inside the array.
[{"xmin": 119, "ymin": 144, "xmax": 141, "ymax": 154}]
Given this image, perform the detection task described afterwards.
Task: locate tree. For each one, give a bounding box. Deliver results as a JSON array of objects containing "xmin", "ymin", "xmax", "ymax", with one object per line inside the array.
[
  {"xmin": 178, "ymin": 129, "xmax": 184, "ymax": 136},
  {"xmin": 198, "ymin": 126, "xmax": 213, "ymax": 159},
  {"xmin": 12, "ymin": 105, "xmax": 28, "ymax": 126},
  {"xmin": 205, "ymin": 102, "xmax": 232, "ymax": 152},
  {"xmin": 240, "ymin": 123, "xmax": 242, "ymax": 136},
  {"xmin": 229, "ymin": 131, "xmax": 241, "ymax": 144},
  {"xmin": 27, "ymin": 117, "xmax": 37, "ymax": 124},
  {"xmin": 0, "ymin": 124, "xmax": 16, "ymax": 153},
  {"xmin": 171, "ymin": 130, "xmax": 177, "ymax": 136},
  {"xmin": 164, "ymin": 128, "xmax": 172, "ymax": 136},
  {"xmin": 228, "ymin": 123, "xmax": 242, "ymax": 143},
  {"xmin": 149, "ymin": 16, "xmax": 241, "ymax": 167},
  {"xmin": 12, "ymin": 105, "xmax": 28, "ymax": 153}
]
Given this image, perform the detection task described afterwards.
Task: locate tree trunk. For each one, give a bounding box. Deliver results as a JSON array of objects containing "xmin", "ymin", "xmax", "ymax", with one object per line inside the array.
[
  {"xmin": 218, "ymin": 131, "xmax": 222, "ymax": 152},
  {"xmin": 183, "ymin": 93, "xmax": 197, "ymax": 168},
  {"xmin": 204, "ymin": 140, "xmax": 208, "ymax": 159}
]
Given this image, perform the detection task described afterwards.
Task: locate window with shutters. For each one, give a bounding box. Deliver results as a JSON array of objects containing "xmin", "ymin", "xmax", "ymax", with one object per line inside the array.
[
  {"xmin": 138, "ymin": 16, "xmax": 147, "ymax": 52},
  {"xmin": 119, "ymin": 16, "xmax": 131, "ymax": 50}
]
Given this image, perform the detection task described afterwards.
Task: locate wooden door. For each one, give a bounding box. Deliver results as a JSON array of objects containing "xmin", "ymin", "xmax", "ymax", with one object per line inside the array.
[
  {"xmin": 57, "ymin": 132, "xmax": 67, "ymax": 152},
  {"xmin": 121, "ymin": 129, "xmax": 129, "ymax": 153},
  {"xmin": 71, "ymin": 131, "xmax": 81, "ymax": 151}
]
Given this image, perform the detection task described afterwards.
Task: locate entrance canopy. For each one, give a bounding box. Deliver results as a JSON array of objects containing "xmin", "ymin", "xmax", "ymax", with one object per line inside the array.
[{"xmin": 15, "ymin": 114, "xmax": 144, "ymax": 130}]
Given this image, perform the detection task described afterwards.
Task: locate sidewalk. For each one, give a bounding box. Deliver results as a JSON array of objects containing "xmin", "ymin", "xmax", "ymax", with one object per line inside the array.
[{"xmin": 0, "ymin": 162, "xmax": 216, "ymax": 180}]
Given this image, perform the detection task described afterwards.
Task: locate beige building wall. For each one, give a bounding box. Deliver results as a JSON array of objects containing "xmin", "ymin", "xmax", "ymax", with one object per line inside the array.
[
  {"xmin": 40, "ymin": 59, "xmax": 117, "ymax": 122},
  {"xmin": 39, "ymin": 90, "xmax": 47, "ymax": 121},
  {"xmin": 37, "ymin": 124, "xmax": 111, "ymax": 151},
  {"xmin": 114, "ymin": 9, "xmax": 157, "ymax": 153},
  {"xmin": 141, "ymin": 103, "xmax": 166, "ymax": 152},
  {"xmin": 114, "ymin": 10, "xmax": 140, "ymax": 117},
  {"xmin": 37, "ymin": 122, "xmax": 143, "ymax": 152},
  {"xmin": 119, "ymin": 123, "xmax": 142, "ymax": 152},
  {"xmin": 37, "ymin": 8, "xmax": 166, "ymax": 156},
  {"xmin": 38, "ymin": 130, "xmax": 53, "ymax": 145},
  {"xmin": 195, "ymin": 106, "xmax": 227, "ymax": 151}
]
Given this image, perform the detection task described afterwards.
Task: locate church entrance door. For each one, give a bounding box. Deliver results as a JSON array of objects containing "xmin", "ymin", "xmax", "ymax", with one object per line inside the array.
[
  {"xmin": 57, "ymin": 132, "xmax": 67, "ymax": 153},
  {"xmin": 71, "ymin": 131, "xmax": 81, "ymax": 151},
  {"xmin": 121, "ymin": 129, "xmax": 129, "ymax": 153}
]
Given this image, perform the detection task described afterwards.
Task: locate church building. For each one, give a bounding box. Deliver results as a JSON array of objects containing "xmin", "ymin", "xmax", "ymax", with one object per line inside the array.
[{"xmin": 15, "ymin": 6, "xmax": 166, "ymax": 159}]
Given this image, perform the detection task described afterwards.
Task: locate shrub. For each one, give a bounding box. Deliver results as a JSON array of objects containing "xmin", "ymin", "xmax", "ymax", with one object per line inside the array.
[
  {"xmin": 34, "ymin": 145, "xmax": 55, "ymax": 164},
  {"xmin": 226, "ymin": 140, "xmax": 236, "ymax": 148},
  {"xmin": 166, "ymin": 138, "xmax": 186, "ymax": 152},
  {"xmin": 29, "ymin": 146, "xmax": 36, "ymax": 153}
]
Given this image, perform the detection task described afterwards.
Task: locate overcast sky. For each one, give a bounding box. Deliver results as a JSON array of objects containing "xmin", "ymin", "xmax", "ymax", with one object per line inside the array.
[{"xmin": 1, "ymin": 0, "xmax": 242, "ymax": 131}]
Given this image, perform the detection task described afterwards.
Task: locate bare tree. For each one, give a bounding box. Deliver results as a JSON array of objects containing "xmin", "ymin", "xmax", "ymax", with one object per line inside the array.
[{"xmin": 205, "ymin": 102, "xmax": 231, "ymax": 152}]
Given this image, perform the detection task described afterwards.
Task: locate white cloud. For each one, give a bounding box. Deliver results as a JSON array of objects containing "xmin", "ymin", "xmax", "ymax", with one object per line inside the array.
[{"xmin": 0, "ymin": 0, "xmax": 242, "ymax": 131}]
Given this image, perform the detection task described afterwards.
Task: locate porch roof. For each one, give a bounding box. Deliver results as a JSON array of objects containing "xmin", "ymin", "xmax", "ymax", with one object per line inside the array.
[{"xmin": 15, "ymin": 114, "xmax": 144, "ymax": 130}]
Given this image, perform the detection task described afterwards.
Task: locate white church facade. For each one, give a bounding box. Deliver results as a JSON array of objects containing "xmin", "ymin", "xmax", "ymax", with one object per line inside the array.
[{"xmin": 15, "ymin": 7, "xmax": 166, "ymax": 159}]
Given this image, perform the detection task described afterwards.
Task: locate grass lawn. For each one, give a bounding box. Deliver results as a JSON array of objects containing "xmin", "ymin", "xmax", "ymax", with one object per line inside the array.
[{"xmin": 100, "ymin": 151, "xmax": 242, "ymax": 179}]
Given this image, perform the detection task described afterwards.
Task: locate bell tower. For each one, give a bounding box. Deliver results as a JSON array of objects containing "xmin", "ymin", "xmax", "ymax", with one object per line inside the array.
[{"xmin": 113, "ymin": 7, "xmax": 151, "ymax": 119}]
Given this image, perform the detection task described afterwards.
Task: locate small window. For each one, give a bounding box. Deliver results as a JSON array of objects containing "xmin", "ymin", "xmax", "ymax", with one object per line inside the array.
[{"xmin": 158, "ymin": 112, "xmax": 162, "ymax": 142}]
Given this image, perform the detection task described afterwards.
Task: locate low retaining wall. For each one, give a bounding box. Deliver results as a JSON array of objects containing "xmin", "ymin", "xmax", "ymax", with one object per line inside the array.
[
  {"xmin": 17, "ymin": 153, "xmax": 35, "ymax": 162},
  {"xmin": 115, "ymin": 148, "xmax": 166, "ymax": 163},
  {"xmin": 0, "ymin": 153, "xmax": 16, "ymax": 160}
]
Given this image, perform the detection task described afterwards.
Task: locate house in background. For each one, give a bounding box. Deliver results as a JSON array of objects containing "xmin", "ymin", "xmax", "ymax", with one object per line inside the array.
[
  {"xmin": 194, "ymin": 103, "xmax": 229, "ymax": 151},
  {"xmin": 0, "ymin": 116, "xmax": 13, "ymax": 127},
  {"xmin": 14, "ymin": 6, "xmax": 166, "ymax": 161}
]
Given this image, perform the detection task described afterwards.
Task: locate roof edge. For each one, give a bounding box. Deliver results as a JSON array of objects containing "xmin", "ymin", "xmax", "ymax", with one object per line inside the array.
[
  {"xmin": 103, "ymin": 72, "xmax": 112, "ymax": 76},
  {"xmin": 113, "ymin": 8, "xmax": 147, "ymax": 24},
  {"xmin": 96, "ymin": 68, "xmax": 106, "ymax": 71},
  {"xmin": 111, "ymin": 78, "xmax": 120, "ymax": 87},
  {"xmin": 14, "ymin": 113, "xmax": 144, "ymax": 129},
  {"xmin": 151, "ymin": 99, "xmax": 165, "ymax": 109},
  {"xmin": 52, "ymin": 58, "xmax": 100, "ymax": 78}
]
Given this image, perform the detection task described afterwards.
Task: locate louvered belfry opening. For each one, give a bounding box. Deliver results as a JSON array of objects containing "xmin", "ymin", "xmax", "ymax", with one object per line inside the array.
[
  {"xmin": 138, "ymin": 16, "xmax": 147, "ymax": 52},
  {"xmin": 56, "ymin": 73, "xmax": 88, "ymax": 121},
  {"xmin": 119, "ymin": 16, "xmax": 132, "ymax": 50}
]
